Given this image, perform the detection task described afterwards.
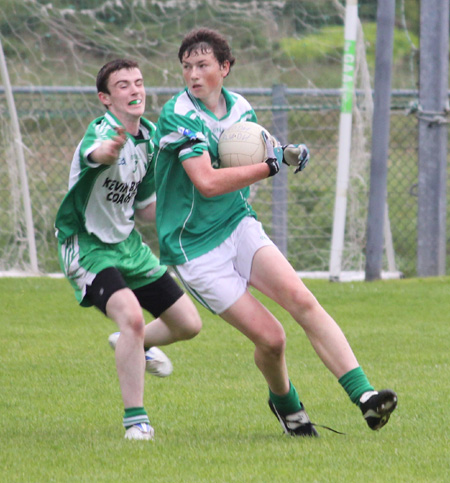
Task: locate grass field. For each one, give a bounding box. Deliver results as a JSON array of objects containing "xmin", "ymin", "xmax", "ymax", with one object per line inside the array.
[{"xmin": 1, "ymin": 276, "xmax": 449, "ymax": 482}]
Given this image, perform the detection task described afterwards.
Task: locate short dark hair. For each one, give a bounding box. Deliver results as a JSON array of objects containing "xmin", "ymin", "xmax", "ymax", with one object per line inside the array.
[
  {"xmin": 96, "ymin": 59, "xmax": 140, "ymax": 94},
  {"xmin": 178, "ymin": 28, "xmax": 235, "ymax": 71}
]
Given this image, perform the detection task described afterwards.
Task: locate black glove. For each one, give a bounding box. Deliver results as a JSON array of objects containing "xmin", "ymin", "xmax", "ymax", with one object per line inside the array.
[{"xmin": 261, "ymin": 131, "xmax": 280, "ymax": 177}]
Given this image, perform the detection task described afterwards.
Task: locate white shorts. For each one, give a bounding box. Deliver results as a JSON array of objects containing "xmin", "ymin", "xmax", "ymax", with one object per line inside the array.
[{"xmin": 173, "ymin": 217, "xmax": 275, "ymax": 314}]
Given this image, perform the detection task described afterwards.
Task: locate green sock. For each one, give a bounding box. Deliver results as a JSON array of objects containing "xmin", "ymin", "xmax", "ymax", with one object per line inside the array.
[
  {"xmin": 123, "ymin": 407, "xmax": 149, "ymax": 429},
  {"xmin": 269, "ymin": 381, "xmax": 302, "ymax": 416},
  {"xmin": 339, "ymin": 367, "xmax": 374, "ymax": 406}
]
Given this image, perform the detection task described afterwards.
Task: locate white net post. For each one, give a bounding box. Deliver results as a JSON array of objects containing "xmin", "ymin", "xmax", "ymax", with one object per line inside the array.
[
  {"xmin": 0, "ymin": 37, "xmax": 38, "ymax": 273},
  {"xmin": 329, "ymin": 0, "xmax": 358, "ymax": 282}
]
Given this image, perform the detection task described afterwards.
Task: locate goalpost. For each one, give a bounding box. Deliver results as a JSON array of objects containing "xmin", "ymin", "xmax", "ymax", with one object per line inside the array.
[
  {"xmin": 329, "ymin": 0, "xmax": 358, "ymax": 282},
  {"xmin": 329, "ymin": 0, "xmax": 399, "ymax": 282},
  {"xmin": 0, "ymin": 37, "xmax": 38, "ymax": 274}
]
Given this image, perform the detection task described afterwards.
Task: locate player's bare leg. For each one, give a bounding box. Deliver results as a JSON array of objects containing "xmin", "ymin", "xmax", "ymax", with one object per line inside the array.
[
  {"xmin": 220, "ymin": 291, "xmax": 290, "ymax": 395},
  {"xmin": 250, "ymin": 245, "xmax": 359, "ymax": 378},
  {"xmin": 109, "ymin": 293, "xmax": 201, "ymax": 377},
  {"xmin": 106, "ymin": 288, "xmax": 146, "ymax": 408},
  {"xmin": 106, "ymin": 288, "xmax": 154, "ymax": 439},
  {"xmin": 221, "ymin": 291, "xmax": 318, "ymax": 436},
  {"xmin": 143, "ymin": 293, "xmax": 202, "ymax": 347},
  {"xmin": 250, "ymin": 245, "xmax": 397, "ymax": 431}
]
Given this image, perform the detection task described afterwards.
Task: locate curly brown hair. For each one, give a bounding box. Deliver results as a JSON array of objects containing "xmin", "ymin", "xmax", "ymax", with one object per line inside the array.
[{"xmin": 178, "ymin": 28, "xmax": 236, "ymax": 72}]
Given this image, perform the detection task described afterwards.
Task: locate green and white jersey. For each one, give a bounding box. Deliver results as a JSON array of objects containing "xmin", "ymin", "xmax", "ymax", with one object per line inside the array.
[
  {"xmin": 154, "ymin": 87, "xmax": 258, "ymax": 265},
  {"xmin": 55, "ymin": 111, "xmax": 156, "ymax": 244}
]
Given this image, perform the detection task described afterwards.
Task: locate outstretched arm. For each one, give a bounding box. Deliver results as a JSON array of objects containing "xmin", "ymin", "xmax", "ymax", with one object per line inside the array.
[{"xmin": 90, "ymin": 127, "xmax": 128, "ymax": 165}]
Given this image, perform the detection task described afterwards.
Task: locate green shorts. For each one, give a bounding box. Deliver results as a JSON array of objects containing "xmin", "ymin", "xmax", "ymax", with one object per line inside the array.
[{"xmin": 58, "ymin": 229, "xmax": 166, "ymax": 307}]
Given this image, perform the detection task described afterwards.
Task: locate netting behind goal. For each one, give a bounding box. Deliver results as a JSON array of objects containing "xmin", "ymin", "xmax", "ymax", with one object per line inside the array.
[{"xmin": 0, "ymin": 0, "xmax": 420, "ymax": 276}]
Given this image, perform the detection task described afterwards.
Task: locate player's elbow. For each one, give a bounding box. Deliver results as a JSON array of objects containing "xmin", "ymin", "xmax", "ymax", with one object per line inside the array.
[{"xmin": 195, "ymin": 179, "xmax": 219, "ymax": 198}]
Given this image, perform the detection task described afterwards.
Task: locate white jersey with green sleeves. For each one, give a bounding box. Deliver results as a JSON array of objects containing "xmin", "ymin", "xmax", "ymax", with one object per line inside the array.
[
  {"xmin": 55, "ymin": 111, "xmax": 156, "ymax": 244},
  {"xmin": 154, "ymin": 87, "xmax": 259, "ymax": 266}
]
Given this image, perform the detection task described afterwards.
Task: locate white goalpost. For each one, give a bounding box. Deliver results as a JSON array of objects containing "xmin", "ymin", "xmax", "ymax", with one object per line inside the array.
[
  {"xmin": 329, "ymin": 0, "xmax": 359, "ymax": 281},
  {"xmin": 329, "ymin": 0, "xmax": 399, "ymax": 282},
  {"xmin": 0, "ymin": 37, "xmax": 38, "ymax": 274}
]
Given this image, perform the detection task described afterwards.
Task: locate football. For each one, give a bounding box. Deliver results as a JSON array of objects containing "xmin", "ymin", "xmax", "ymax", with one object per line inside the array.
[{"xmin": 218, "ymin": 121, "xmax": 270, "ymax": 167}]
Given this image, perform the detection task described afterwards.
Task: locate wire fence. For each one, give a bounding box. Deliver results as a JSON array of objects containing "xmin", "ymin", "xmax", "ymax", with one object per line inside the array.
[{"xmin": 0, "ymin": 86, "xmax": 448, "ymax": 277}]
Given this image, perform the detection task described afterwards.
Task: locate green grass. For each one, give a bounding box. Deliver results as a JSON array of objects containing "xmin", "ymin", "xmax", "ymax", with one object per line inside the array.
[
  {"xmin": 280, "ymin": 23, "xmax": 419, "ymax": 68},
  {"xmin": 1, "ymin": 277, "xmax": 449, "ymax": 482}
]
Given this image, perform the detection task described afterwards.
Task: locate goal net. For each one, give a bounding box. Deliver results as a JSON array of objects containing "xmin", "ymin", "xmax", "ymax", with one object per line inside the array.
[{"xmin": 0, "ymin": 0, "xmax": 387, "ymax": 277}]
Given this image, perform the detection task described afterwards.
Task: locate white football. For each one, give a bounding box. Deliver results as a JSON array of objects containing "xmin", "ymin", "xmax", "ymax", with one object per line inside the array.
[{"xmin": 218, "ymin": 121, "xmax": 270, "ymax": 168}]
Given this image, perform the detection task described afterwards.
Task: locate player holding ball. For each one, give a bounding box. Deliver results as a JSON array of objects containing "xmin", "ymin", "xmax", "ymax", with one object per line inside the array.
[{"xmin": 153, "ymin": 28, "xmax": 397, "ymax": 436}]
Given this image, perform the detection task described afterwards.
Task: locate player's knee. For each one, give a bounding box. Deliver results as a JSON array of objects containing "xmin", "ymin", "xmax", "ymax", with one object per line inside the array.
[
  {"xmin": 258, "ymin": 328, "xmax": 286, "ymax": 357},
  {"xmin": 269, "ymin": 334, "xmax": 286, "ymax": 357},
  {"xmin": 117, "ymin": 307, "xmax": 146, "ymax": 339},
  {"xmin": 186, "ymin": 312, "xmax": 202, "ymax": 339},
  {"xmin": 175, "ymin": 312, "xmax": 202, "ymax": 341},
  {"xmin": 130, "ymin": 316, "xmax": 146, "ymax": 339}
]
